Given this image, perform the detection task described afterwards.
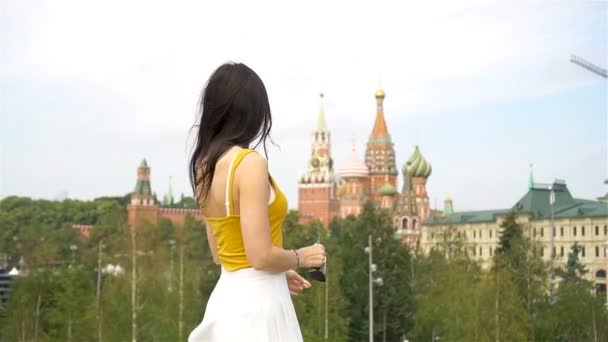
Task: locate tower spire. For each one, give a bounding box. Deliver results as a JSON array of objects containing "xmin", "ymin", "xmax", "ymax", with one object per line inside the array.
[
  {"xmin": 529, "ymin": 163, "xmax": 535, "ymax": 189},
  {"xmin": 316, "ymin": 93, "xmax": 328, "ymax": 132},
  {"xmin": 163, "ymin": 176, "xmax": 174, "ymax": 206},
  {"xmin": 371, "ymin": 87, "xmax": 389, "ymax": 140}
]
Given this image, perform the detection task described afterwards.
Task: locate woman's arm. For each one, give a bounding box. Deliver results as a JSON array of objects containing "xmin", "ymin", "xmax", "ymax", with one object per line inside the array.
[
  {"xmin": 205, "ymin": 219, "xmax": 221, "ymax": 265},
  {"xmin": 237, "ymin": 152, "xmax": 325, "ymax": 272}
]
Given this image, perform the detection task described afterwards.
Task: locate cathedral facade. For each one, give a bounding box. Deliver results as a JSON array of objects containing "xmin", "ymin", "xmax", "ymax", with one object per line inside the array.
[{"xmin": 297, "ymin": 88, "xmax": 434, "ymax": 247}]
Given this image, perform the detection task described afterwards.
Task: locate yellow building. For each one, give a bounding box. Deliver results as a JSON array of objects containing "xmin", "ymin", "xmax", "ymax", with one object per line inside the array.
[{"xmin": 421, "ymin": 179, "xmax": 608, "ymax": 291}]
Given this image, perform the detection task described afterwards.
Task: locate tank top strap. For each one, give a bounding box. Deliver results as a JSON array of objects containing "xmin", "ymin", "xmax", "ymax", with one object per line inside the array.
[{"xmin": 225, "ymin": 148, "xmax": 255, "ymax": 216}]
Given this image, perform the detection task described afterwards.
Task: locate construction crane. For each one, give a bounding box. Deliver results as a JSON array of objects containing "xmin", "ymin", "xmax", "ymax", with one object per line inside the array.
[{"xmin": 570, "ymin": 54, "xmax": 607, "ymax": 78}]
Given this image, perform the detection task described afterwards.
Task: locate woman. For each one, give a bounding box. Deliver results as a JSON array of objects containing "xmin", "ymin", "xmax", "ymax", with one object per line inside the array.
[{"xmin": 187, "ymin": 62, "xmax": 326, "ymax": 341}]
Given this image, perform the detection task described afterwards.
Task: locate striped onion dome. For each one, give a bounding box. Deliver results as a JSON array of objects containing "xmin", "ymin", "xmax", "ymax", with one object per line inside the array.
[
  {"xmin": 339, "ymin": 145, "xmax": 369, "ymax": 178},
  {"xmin": 403, "ymin": 145, "xmax": 432, "ymax": 178}
]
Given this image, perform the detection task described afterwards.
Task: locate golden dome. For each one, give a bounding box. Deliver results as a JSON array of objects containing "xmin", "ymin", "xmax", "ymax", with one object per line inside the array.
[{"xmin": 375, "ymin": 88, "xmax": 385, "ymax": 98}]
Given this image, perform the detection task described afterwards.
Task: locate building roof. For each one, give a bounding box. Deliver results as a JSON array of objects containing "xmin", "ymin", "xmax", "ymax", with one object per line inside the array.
[
  {"xmin": 134, "ymin": 179, "xmax": 152, "ymax": 197},
  {"xmin": 426, "ymin": 209, "xmax": 511, "ymax": 225},
  {"xmin": 339, "ymin": 145, "xmax": 369, "ymax": 178},
  {"xmin": 426, "ymin": 180, "xmax": 608, "ymax": 226}
]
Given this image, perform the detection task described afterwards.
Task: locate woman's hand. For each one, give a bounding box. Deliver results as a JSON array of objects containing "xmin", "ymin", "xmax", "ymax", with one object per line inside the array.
[
  {"xmin": 297, "ymin": 243, "xmax": 326, "ymax": 268},
  {"xmin": 286, "ymin": 270, "xmax": 311, "ymax": 296}
]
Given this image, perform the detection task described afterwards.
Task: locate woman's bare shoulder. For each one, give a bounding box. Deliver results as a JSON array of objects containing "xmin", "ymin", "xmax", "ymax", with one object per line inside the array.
[{"xmin": 238, "ymin": 150, "xmax": 268, "ymax": 176}]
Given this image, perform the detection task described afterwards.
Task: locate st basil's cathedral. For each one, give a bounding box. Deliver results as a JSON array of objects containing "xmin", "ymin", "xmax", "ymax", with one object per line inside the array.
[{"xmin": 298, "ymin": 88, "xmax": 435, "ymax": 247}]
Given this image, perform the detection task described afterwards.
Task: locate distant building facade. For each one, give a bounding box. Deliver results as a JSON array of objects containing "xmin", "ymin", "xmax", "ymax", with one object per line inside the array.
[{"xmin": 421, "ymin": 179, "xmax": 608, "ymax": 290}]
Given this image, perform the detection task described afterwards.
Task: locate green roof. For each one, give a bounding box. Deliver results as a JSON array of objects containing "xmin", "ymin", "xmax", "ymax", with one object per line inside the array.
[
  {"xmin": 426, "ymin": 181, "xmax": 607, "ymax": 226},
  {"xmin": 139, "ymin": 159, "xmax": 149, "ymax": 168},
  {"xmin": 134, "ymin": 180, "xmax": 152, "ymax": 197},
  {"xmin": 426, "ymin": 209, "xmax": 511, "ymax": 225}
]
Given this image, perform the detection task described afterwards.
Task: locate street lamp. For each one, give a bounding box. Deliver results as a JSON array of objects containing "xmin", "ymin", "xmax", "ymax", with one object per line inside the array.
[
  {"xmin": 168, "ymin": 239, "xmax": 176, "ymax": 292},
  {"xmin": 69, "ymin": 244, "xmax": 78, "ymax": 266},
  {"xmin": 549, "ymin": 186, "xmax": 556, "ymax": 301},
  {"xmin": 364, "ymin": 234, "xmax": 383, "ymax": 342}
]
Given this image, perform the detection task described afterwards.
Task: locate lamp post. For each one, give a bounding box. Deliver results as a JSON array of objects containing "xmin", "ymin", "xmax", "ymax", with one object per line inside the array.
[
  {"xmin": 96, "ymin": 240, "xmax": 103, "ymax": 342},
  {"xmin": 364, "ymin": 234, "xmax": 383, "ymax": 342},
  {"xmin": 324, "ymin": 259, "xmax": 328, "ymax": 340},
  {"xmin": 549, "ymin": 186, "xmax": 556, "ymax": 301},
  {"xmin": 69, "ymin": 244, "xmax": 78, "ymax": 267},
  {"xmin": 168, "ymin": 239, "xmax": 176, "ymax": 292}
]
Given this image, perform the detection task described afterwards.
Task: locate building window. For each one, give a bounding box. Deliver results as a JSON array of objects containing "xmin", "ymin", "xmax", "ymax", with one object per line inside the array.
[
  {"xmin": 560, "ymin": 227, "xmax": 564, "ymax": 237},
  {"xmin": 490, "ymin": 230, "xmax": 493, "ymax": 238},
  {"xmin": 605, "ymin": 225, "xmax": 607, "ymax": 235},
  {"xmin": 540, "ymin": 248, "xmax": 544, "ymax": 257},
  {"xmin": 412, "ymin": 219, "xmax": 417, "ymax": 231},
  {"xmin": 552, "ymin": 227, "xmax": 556, "ymax": 237},
  {"xmin": 473, "ymin": 247, "xmax": 476, "ymax": 256},
  {"xmin": 479, "ymin": 247, "xmax": 483, "ymax": 257},
  {"xmin": 473, "ymin": 230, "xmax": 477, "ymax": 239},
  {"xmin": 582, "ymin": 226, "xmax": 585, "ymax": 236},
  {"xmin": 533, "ymin": 228, "xmax": 537, "ymax": 237},
  {"xmin": 597, "ymin": 270, "xmax": 606, "ymax": 279},
  {"xmin": 489, "ymin": 247, "xmax": 493, "ymax": 256},
  {"xmin": 573, "ymin": 226, "xmax": 577, "ymax": 236},
  {"xmin": 595, "ymin": 226, "xmax": 599, "ymax": 236},
  {"xmin": 582, "ymin": 247, "xmax": 586, "ymax": 258},
  {"xmin": 560, "ymin": 246, "xmax": 564, "ymax": 257},
  {"xmin": 552, "ymin": 246, "xmax": 556, "ymax": 258},
  {"xmin": 402, "ymin": 218, "xmax": 408, "ymax": 229},
  {"xmin": 540, "ymin": 228, "xmax": 544, "ymax": 237},
  {"xmin": 596, "ymin": 246, "xmax": 600, "ymax": 258}
]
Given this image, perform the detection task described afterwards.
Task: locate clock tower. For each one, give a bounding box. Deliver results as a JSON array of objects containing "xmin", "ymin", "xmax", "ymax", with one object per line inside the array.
[{"xmin": 298, "ymin": 93, "xmax": 339, "ymax": 227}]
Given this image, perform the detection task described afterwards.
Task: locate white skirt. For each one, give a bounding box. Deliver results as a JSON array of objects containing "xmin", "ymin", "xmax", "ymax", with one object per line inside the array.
[{"xmin": 188, "ymin": 267, "xmax": 303, "ymax": 342}]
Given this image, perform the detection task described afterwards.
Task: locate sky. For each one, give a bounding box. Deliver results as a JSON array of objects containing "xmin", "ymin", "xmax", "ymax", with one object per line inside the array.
[{"xmin": 1, "ymin": 0, "xmax": 607, "ymax": 212}]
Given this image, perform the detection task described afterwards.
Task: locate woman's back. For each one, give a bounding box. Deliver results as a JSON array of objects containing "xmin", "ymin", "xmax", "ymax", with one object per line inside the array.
[{"xmin": 200, "ymin": 147, "xmax": 287, "ymax": 271}]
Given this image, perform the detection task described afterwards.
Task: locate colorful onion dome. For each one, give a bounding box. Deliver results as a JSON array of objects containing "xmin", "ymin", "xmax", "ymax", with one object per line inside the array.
[
  {"xmin": 378, "ymin": 182, "xmax": 397, "ymax": 197},
  {"xmin": 339, "ymin": 145, "xmax": 369, "ymax": 178},
  {"xmin": 403, "ymin": 145, "xmax": 432, "ymax": 178}
]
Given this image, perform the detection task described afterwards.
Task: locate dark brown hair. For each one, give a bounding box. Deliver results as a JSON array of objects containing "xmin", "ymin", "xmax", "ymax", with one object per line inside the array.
[{"xmin": 189, "ymin": 62, "xmax": 273, "ymax": 203}]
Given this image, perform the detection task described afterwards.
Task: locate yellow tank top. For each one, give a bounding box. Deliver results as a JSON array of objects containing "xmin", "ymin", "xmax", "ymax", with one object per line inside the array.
[{"xmin": 205, "ymin": 149, "xmax": 288, "ymax": 271}]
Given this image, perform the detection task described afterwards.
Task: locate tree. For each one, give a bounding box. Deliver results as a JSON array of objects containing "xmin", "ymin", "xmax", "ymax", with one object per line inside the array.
[
  {"xmin": 537, "ymin": 243, "xmax": 608, "ymax": 341},
  {"xmin": 282, "ymin": 211, "xmax": 350, "ymax": 341},
  {"xmin": 494, "ymin": 212, "xmax": 548, "ymax": 340},
  {"xmin": 410, "ymin": 239, "xmax": 479, "ymax": 341},
  {"xmin": 475, "ymin": 270, "xmax": 530, "ymax": 342},
  {"xmin": 496, "ymin": 211, "xmax": 523, "ymax": 255},
  {"xmin": 335, "ymin": 202, "xmax": 414, "ymax": 341}
]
